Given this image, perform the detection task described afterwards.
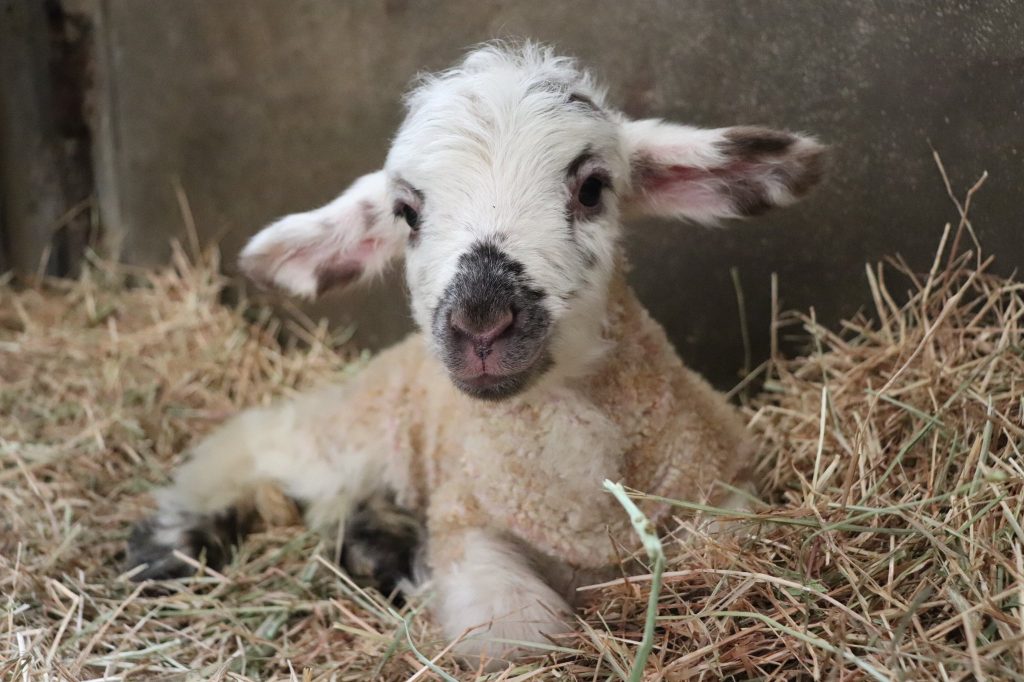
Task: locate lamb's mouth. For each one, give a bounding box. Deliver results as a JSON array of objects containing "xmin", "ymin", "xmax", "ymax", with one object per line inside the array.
[
  {"xmin": 448, "ymin": 343, "xmax": 553, "ymax": 401},
  {"xmin": 451, "ymin": 367, "xmax": 536, "ymax": 401}
]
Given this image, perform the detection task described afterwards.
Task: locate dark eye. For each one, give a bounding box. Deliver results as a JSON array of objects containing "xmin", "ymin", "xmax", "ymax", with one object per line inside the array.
[
  {"xmin": 397, "ymin": 203, "xmax": 420, "ymax": 230},
  {"xmin": 577, "ymin": 175, "xmax": 605, "ymax": 208}
]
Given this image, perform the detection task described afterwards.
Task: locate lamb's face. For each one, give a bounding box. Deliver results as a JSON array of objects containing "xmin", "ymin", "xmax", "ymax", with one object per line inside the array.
[
  {"xmin": 385, "ymin": 54, "xmax": 625, "ymax": 400},
  {"xmin": 238, "ymin": 44, "xmax": 827, "ymax": 403}
]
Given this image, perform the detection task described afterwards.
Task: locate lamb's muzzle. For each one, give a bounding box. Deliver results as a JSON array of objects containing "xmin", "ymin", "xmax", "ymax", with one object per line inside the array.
[{"xmin": 433, "ymin": 241, "xmax": 552, "ymax": 400}]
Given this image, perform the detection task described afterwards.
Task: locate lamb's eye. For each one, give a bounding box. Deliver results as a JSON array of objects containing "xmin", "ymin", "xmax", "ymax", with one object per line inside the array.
[
  {"xmin": 397, "ymin": 203, "xmax": 420, "ymax": 230},
  {"xmin": 578, "ymin": 175, "xmax": 605, "ymax": 208}
]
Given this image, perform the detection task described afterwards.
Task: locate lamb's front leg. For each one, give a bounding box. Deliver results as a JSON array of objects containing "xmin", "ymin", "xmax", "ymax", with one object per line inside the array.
[
  {"xmin": 430, "ymin": 526, "xmax": 572, "ymax": 666},
  {"xmin": 126, "ymin": 383, "xmax": 397, "ymax": 580}
]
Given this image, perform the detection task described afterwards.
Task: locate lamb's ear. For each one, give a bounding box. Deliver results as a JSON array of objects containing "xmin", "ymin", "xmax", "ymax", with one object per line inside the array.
[
  {"xmin": 621, "ymin": 120, "xmax": 828, "ymax": 224},
  {"xmin": 238, "ymin": 170, "xmax": 405, "ymax": 298}
]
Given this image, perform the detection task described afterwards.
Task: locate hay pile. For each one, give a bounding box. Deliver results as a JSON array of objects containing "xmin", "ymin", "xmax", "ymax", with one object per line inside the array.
[{"xmin": 2, "ymin": 211, "xmax": 1023, "ymax": 679}]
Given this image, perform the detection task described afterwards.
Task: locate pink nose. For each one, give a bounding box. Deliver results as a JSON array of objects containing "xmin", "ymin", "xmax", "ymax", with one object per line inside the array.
[{"xmin": 451, "ymin": 308, "xmax": 514, "ymax": 347}]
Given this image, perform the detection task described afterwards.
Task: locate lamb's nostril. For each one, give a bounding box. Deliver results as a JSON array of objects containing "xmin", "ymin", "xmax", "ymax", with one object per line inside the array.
[{"xmin": 451, "ymin": 308, "xmax": 514, "ymax": 346}]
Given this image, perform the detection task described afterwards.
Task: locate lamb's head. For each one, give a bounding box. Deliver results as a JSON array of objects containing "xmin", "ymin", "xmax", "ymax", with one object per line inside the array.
[{"xmin": 240, "ymin": 43, "xmax": 828, "ymax": 400}]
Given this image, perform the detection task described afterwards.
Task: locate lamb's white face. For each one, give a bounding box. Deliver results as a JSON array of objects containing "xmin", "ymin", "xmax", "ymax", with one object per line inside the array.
[
  {"xmin": 385, "ymin": 50, "xmax": 627, "ymax": 398},
  {"xmin": 238, "ymin": 43, "xmax": 828, "ymax": 402}
]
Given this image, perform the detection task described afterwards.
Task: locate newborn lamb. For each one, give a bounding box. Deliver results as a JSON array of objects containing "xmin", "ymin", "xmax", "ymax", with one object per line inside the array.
[{"xmin": 127, "ymin": 42, "xmax": 826, "ymax": 662}]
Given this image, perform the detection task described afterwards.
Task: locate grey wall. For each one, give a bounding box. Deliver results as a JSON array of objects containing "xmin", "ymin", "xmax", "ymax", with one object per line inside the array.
[
  {"xmin": 1, "ymin": 0, "xmax": 93, "ymax": 278},
  {"xmin": 88, "ymin": 0, "xmax": 1024, "ymax": 387}
]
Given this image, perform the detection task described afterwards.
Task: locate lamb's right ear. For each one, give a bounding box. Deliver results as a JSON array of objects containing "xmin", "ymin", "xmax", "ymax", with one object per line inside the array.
[
  {"xmin": 238, "ymin": 170, "xmax": 405, "ymax": 299},
  {"xmin": 621, "ymin": 120, "xmax": 828, "ymax": 224}
]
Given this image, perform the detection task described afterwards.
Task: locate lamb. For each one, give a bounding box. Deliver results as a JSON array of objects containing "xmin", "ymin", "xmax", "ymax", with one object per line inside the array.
[{"xmin": 126, "ymin": 42, "xmax": 827, "ymax": 663}]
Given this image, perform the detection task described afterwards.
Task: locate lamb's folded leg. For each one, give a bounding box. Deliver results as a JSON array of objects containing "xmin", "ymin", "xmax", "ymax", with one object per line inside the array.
[
  {"xmin": 339, "ymin": 491, "xmax": 425, "ymax": 602},
  {"xmin": 126, "ymin": 386, "xmax": 387, "ymax": 580},
  {"xmin": 430, "ymin": 528, "xmax": 572, "ymax": 668}
]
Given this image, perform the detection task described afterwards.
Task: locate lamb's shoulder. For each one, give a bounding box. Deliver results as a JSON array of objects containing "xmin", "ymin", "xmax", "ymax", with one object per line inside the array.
[
  {"xmin": 588, "ymin": 289, "xmax": 753, "ymax": 518},
  {"xmin": 636, "ymin": 363, "xmax": 754, "ymax": 515}
]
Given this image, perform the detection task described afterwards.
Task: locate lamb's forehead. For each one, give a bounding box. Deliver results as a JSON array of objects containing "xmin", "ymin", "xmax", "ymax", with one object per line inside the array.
[
  {"xmin": 408, "ymin": 43, "xmax": 606, "ymax": 109},
  {"xmin": 387, "ymin": 44, "xmax": 615, "ymax": 178}
]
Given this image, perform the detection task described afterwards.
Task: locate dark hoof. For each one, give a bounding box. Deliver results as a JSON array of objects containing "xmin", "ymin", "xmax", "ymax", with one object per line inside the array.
[
  {"xmin": 339, "ymin": 491, "xmax": 425, "ymax": 603},
  {"xmin": 125, "ymin": 510, "xmax": 247, "ymax": 581}
]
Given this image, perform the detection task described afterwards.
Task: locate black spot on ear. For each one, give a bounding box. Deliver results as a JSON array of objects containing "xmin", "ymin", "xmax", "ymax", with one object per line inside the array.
[
  {"xmin": 730, "ymin": 180, "xmax": 775, "ymax": 216},
  {"xmin": 717, "ymin": 128, "xmax": 829, "ymax": 214},
  {"xmin": 721, "ymin": 127, "xmax": 796, "ymax": 157},
  {"xmin": 787, "ymin": 145, "xmax": 830, "ymax": 197}
]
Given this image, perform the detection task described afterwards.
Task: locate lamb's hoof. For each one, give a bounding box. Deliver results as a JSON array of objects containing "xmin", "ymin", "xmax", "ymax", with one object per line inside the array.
[
  {"xmin": 339, "ymin": 491, "xmax": 425, "ymax": 603},
  {"xmin": 125, "ymin": 510, "xmax": 243, "ymax": 581},
  {"xmin": 125, "ymin": 519, "xmax": 198, "ymax": 580}
]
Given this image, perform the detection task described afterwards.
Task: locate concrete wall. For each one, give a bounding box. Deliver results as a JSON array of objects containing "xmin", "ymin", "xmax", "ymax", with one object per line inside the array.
[
  {"xmin": 1, "ymin": 0, "xmax": 93, "ymax": 278},
  {"xmin": 89, "ymin": 0, "xmax": 1024, "ymax": 387}
]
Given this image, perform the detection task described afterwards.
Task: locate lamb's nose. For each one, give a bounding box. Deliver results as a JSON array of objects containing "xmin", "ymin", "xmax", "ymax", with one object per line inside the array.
[{"xmin": 451, "ymin": 308, "xmax": 514, "ymax": 347}]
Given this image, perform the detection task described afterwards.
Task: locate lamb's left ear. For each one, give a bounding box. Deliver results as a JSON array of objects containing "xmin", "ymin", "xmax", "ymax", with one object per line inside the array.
[
  {"xmin": 238, "ymin": 170, "xmax": 405, "ymax": 299},
  {"xmin": 622, "ymin": 119, "xmax": 828, "ymax": 224}
]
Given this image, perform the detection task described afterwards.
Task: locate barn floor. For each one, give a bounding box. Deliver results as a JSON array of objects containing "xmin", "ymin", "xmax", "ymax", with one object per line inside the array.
[{"xmin": 2, "ymin": 206, "xmax": 1024, "ymax": 679}]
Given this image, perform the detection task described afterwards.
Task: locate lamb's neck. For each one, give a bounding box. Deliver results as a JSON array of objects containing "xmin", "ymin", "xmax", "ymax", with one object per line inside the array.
[
  {"xmin": 597, "ymin": 267, "xmax": 652, "ymax": 359},
  {"xmin": 536, "ymin": 262, "xmax": 651, "ymax": 392}
]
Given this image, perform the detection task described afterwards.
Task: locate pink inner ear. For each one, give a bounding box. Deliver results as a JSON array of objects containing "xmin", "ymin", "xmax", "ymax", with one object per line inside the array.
[
  {"xmin": 640, "ymin": 160, "xmax": 757, "ymax": 193},
  {"xmin": 634, "ymin": 158, "xmax": 773, "ymax": 218},
  {"xmin": 352, "ymin": 237, "xmax": 383, "ymax": 259},
  {"xmin": 636, "ymin": 162, "xmax": 735, "ymax": 212},
  {"xmin": 310, "ymin": 237, "xmax": 383, "ymax": 295}
]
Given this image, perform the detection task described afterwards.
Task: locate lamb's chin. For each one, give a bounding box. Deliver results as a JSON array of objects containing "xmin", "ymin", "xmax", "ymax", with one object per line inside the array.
[{"xmin": 451, "ymin": 369, "xmax": 534, "ymax": 401}]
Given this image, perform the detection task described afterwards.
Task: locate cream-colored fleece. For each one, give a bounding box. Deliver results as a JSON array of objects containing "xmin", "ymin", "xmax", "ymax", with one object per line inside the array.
[
  {"xmin": 144, "ymin": 263, "xmax": 753, "ymax": 661},
  {"xmin": 318, "ymin": 270, "xmax": 752, "ymax": 574}
]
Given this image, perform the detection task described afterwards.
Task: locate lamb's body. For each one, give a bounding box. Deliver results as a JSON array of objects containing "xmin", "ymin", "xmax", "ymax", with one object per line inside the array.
[
  {"xmin": 158, "ymin": 270, "xmax": 749, "ymax": 616},
  {"xmin": 422, "ymin": 274, "xmax": 747, "ymax": 560},
  {"xmin": 127, "ymin": 43, "xmax": 824, "ymax": 664},
  {"xmin": 353, "ymin": 271, "xmax": 746, "ymax": 564}
]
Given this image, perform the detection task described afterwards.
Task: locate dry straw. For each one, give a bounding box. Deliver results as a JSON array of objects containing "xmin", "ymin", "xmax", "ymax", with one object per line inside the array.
[{"xmin": 2, "ymin": 169, "xmax": 1023, "ymax": 679}]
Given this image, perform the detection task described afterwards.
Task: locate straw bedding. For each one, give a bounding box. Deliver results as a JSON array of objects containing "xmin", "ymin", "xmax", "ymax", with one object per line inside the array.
[{"xmin": 2, "ymin": 202, "xmax": 1023, "ymax": 679}]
